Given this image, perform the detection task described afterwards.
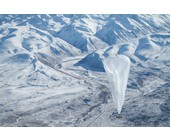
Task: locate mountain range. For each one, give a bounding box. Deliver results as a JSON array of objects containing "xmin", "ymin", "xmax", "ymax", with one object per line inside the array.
[{"xmin": 0, "ymin": 14, "xmax": 169, "ymax": 126}]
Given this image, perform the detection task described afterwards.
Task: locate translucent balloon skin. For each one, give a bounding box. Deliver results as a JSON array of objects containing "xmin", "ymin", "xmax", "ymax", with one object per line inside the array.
[{"xmin": 103, "ymin": 55, "xmax": 130, "ymax": 114}]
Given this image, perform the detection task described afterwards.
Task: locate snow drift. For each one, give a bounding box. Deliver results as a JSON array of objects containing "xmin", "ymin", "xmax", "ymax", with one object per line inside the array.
[{"xmin": 103, "ymin": 55, "xmax": 130, "ymax": 114}]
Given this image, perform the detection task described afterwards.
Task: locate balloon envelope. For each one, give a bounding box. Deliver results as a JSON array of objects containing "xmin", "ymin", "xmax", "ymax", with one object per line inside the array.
[{"xmin": 103, "ymin": 55, "xmax": 130, "ymax": 114}]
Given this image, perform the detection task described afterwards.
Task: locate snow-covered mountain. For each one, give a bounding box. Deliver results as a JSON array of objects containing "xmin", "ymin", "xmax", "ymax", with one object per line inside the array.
[{"xmin": 0, "ymin": 14, "xmax": 170, "ymax": 126}]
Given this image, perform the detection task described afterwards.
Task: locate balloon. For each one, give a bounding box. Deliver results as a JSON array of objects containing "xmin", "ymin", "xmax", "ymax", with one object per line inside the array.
[{"xmin": 103, "ymin": 55, "xmax": 130, "ymax": 114}]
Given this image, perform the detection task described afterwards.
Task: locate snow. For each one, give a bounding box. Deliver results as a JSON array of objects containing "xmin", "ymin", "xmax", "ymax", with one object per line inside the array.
[
  {"xmin": 0, "ymin": 14, "xmax": 170, "ymax": 126},
  {"xmin": 103, "ymin": 55, "xmax": 130, "ymax": 114}
]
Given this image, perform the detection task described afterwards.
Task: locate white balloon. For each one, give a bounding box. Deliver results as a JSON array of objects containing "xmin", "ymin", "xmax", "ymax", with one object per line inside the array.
[{"xmin": 103, "ymin": 55, "xmax": 130, "ymax": 114}]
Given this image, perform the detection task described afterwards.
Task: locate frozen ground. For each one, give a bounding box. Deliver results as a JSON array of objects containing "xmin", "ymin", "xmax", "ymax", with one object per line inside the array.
[{"xmin": 0, "ymin": 14, "xmax": 170, "ymax": 126}]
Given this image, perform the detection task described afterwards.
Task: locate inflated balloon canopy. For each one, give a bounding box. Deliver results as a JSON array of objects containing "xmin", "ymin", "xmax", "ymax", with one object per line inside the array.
[{"xmin": 103, "ymin": 55, "xmax": 130, "ymax": 114}]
